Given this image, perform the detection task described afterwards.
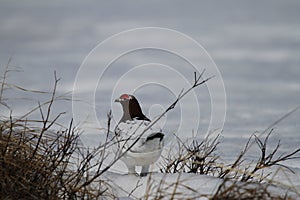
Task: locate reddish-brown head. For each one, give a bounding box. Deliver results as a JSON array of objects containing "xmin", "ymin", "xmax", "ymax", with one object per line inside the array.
[
  {"xmin": 115, "ymin": 94, "xmax": 150, "ymax": 122},
  {"xmin": 114, "ymin": 94, "xmax": 133, "ymax": 102}
]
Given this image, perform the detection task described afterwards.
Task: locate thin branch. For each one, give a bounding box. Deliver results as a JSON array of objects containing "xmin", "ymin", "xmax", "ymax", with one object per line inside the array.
[
  {"xmin": 31, "ymin": 71, "xmax": 61, "ymax": 158},
  {"xmin": 0, "ymin": 56, "xmax": 12, "ymax": 104}
]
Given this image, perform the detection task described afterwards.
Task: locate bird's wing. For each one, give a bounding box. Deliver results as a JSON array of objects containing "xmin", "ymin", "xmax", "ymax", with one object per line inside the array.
[
  {"xmin": 115, "ymin": 119, "xmax": 149, "ymax": 138},
  {"xmin": 115, "ymin": 119, "xmax": 164, "ymax": 152}
]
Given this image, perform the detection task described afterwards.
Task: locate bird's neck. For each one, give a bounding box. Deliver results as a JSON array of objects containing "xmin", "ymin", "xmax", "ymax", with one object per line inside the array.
[
  {"xmin": 119, "ymin": 99, "xmax": 150, "ymax": 122},
  {"xmin": 129, "ymin": 98, "xmax": 149, "ymax": 121},
  {"xmin": 120, "ymin": 102, "xmax": 132, "ymax": 122}
]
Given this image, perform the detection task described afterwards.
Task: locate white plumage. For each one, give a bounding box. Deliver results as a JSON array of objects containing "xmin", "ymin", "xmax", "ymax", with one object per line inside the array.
[{"xmin": 114, "ymin": 94, "xmax": 164, "ymax": 176}]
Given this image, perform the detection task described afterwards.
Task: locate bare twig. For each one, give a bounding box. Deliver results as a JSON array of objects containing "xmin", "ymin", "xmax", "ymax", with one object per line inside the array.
[
  {"xmin": 32, "ymin": 71, "xmax": 63, "ymax": 158},
  {"xmin": 0, "ymin": 57, "xmax": 12, "ymax": 104}
]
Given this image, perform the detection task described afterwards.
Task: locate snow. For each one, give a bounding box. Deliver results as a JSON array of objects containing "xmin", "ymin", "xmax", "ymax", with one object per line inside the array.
[
  {"xmin": 102, "ymin": 168, "xmax": 300, "ymax": 199},
  {"xmin": 82, "ymin": 131, "xmax": 300, "ymax": 199},
  {"xmin": 103, "ymin": 172, "xmax": 220, "ymax": 199}
]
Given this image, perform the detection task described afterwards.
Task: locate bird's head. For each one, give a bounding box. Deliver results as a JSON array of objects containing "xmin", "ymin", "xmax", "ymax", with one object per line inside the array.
[
  {"xmin": 114, "ymin": 93, "xmax": 150, "ymax": 122},
  {"xmin": 114, "ymin": 93, "xmax": 133, "ymax": 103}
]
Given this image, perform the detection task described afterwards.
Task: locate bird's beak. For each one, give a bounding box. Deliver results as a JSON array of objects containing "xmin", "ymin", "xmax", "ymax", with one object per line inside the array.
[{"xmin": 114, "ymin": 98, "xmax": 121, "ymax": 103}]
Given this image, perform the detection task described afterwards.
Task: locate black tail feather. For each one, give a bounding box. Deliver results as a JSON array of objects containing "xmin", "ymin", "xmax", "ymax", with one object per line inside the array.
[{"xmin": 146, "ymin": 132, "xmax": 164, "ymax": 142}]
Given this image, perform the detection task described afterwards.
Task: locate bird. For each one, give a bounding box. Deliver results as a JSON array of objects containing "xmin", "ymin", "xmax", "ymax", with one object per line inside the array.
[{"xmin": 114, "ymin": 94, "xmax": 164, "ymax": 177}]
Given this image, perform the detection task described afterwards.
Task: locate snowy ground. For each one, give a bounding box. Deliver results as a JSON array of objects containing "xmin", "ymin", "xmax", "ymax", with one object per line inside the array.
[
  {"xmin": 81, "ymin": 137, "xmax": 300, "ymax": 199},
  {"xmin": 79, "ymin": 129, "xmax": 300, "ymax": 199},
  {"xmin": 102, "ymin": 167, "xmax": 300, "ymax": 199},
  {"xmin": 105, "ymin": 172, "xmax": 220, "ymax": 199}
]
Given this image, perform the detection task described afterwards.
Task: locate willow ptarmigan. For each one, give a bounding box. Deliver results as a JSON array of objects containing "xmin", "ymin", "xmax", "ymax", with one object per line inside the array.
[{"xmin": 114, "ymin": 94, "xmax": 164, "ymax": 176}]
